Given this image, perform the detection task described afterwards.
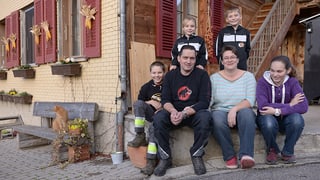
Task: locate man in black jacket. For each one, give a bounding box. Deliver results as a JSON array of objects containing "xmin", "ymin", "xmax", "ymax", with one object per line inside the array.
[{"xmin": 153, "ymin": 45, "xmax": 212, "ymax": 176}]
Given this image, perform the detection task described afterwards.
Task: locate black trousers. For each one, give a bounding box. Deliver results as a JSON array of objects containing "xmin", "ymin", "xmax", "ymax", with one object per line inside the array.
[{"xmin": 153, "ymin": 109, "xmax": 211, "ymax": 159}]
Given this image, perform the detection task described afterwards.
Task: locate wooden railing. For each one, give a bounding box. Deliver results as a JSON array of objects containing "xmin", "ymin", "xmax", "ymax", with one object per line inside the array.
[{"xmin": 248, "ymin": 0, "xmax": 297, "ymax": 79}]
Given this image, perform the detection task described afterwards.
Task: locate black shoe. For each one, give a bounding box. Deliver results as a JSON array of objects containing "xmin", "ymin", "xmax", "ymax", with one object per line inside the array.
[
  {"xmin": 153, "ymin": 158, "xmax": 172, "ymax": 176},
  {"xmin": 191, "ymin": 156, "xmax": 206, "ymax": 175},
  {"xmin": 140, "ymin": 159, "xmax": 157, "ymax": 176}
]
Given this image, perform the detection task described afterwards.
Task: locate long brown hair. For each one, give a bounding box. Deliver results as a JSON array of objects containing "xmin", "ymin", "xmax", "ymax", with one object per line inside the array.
[{"xmin": 270, "ymin": 55, "xmax": 297, "ymax": 77}]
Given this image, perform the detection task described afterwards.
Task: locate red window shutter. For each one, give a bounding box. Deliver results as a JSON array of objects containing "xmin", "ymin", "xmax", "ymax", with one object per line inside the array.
[
  {"xmin": 5, "ymin": 15, "xmax": 12, "ymax": 69},
  {"xmin": 9, "ymin": 11, "xmax": 20, "ymax": 68},
  {"xmin": 211, "ymin": 0, "xmax": 224, "ymax": 63},
  {"xmin": 156, "ymin": 0, "xmax": 177, "ymax": 58},
  {"xmin": 34, "ymin": 0, "xmax": 45, "ymax": 64},
  {"xmin": 82, "ymin": 0, "xmax": 101, "ymax": 58},
  {"xmin": 43, "ymin": 0, "xmax": 57, "ymax": 63}
]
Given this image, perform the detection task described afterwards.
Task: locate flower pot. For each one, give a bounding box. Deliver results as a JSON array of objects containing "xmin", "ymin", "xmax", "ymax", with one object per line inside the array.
[
  {"xmin": 52, "ymin": 143, "xmax": 69, "ymax": 162},
  {"xmin": 13, "ymin": 95, "xmax": 33, "ymax": 104},
  {"xmin": 2, "ymin": 94, "xmax": 13, "ymax": 102},
  {"xmin": 68, "ymin": 145, "xmax": 90, "ymax": 162},
  {"xmin": 69, "ymin": 128, "xmax": 81, "ymax": 136},
  {"xmin": 127, "ymin": 146, "xmax": 147, "ymax": 168},
  {"xmin": 51, "ymin": 63, "xmax": 81, "ymax": 76},
  {"xmin": 0, "ymin": 71, "xmax": 7, "ymax": 80},
  {"xmin": 13, "ymin": 69, "xmax": 35, "ymax": 78}
]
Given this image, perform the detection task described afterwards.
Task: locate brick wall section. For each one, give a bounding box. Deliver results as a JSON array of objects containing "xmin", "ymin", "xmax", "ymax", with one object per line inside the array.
[
  {"xmin": 0, "ymin": 0, "xmax": 33, "ymax": 20},
  {"xmin": 0, "ymin": 0, "xmax": 121, "ymax": 112},
  {"xmin": 0, "ymin": 0, "xmax": 121, "ymax": 153}
]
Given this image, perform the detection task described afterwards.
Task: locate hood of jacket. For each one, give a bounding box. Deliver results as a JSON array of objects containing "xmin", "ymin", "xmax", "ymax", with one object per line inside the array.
[{"xmin": 263, "ymin": 71, "xmax": 289, "ymax": 104}]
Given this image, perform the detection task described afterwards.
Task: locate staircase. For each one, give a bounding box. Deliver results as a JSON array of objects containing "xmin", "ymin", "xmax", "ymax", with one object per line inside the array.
[
  {"xmin": 247, "ymin": 0, "xmax": 297, "ymax": 79},
  {"xmin": 248, "ymin": 3, "xmax": 273, "ymax": 40}
]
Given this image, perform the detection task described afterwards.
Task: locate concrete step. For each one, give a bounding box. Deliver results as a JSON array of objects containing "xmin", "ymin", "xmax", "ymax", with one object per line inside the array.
[{"xmin": 124, "ymin": 106, "xmax": 320, "ymax": 167}]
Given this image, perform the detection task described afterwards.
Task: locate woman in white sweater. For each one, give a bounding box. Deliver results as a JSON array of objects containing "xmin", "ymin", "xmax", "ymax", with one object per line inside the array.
[{"xmin": 210, "ymin": 45, "xmax": 256, "ymax": 169}]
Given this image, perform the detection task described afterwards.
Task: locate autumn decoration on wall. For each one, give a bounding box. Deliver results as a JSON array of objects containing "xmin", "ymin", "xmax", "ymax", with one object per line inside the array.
[
  {"xmin": 80, "ymin": 5, "xmax": 97, "ymax": 30},
  {"xmin": 1, "ymin": 37, "xmax": 9, "ymax": 52},
  {"xmin": 30, "ymin": 25, "xmax": 41, "ymax": 45},
  {"xmin": 9, "ymin": 33, "xmax": 17, "ymax": 49},
  {"xmin": 40, "ymin": 21, "xmax": 52, "ymax": 41}
]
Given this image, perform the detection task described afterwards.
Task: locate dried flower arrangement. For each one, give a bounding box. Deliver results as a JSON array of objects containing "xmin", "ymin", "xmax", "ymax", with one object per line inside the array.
[
  {"xmin": 40, "ymin": 21, "xmax": 52, "ymax": 41},
  {"xmin": 80, "ymin": 5, "xmax": 97, "ymax": 30}
]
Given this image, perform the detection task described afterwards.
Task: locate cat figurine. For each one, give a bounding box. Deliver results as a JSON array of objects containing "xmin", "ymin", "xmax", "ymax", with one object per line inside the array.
[{"xmin": 52, "ymin": 105, "xmax": 68, "ymax": 133}]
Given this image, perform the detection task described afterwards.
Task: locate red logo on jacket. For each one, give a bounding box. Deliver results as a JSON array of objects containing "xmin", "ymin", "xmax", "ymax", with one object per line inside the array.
[{"xmin": 177, "ymin": 86, "xmax": 192, "ymax": 101}]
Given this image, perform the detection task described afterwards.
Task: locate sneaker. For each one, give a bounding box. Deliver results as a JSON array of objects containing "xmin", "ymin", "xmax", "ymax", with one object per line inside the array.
[
  {"xmin": 225, "ymin": 156, "xmax": 238, "ymax": 169},
  {"xmin": 140, "ymin": 159, "xmax": 157, "ymax": 176},
  {"xmin": 240, "ymin": 155, "xmax": 255, "ymax": 169},
  {"xmin": 191, "ymin": 156, "xmax": 206, "ymax": 175},
  {"xmin": 281, "ymin": 154, "xmax": 296, "ymax": 164},
  {"xmin": 153, "ymin": 158, "xmax": 172, "ymax": 176},
  {"xmin": 266, "ymin": 148, "xmax": 278, "ymax": 165}
]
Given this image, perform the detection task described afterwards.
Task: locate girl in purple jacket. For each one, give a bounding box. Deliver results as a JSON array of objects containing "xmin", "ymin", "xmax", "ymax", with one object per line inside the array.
[{"xmin": 256, "ymin": 55, "xmax": 308, "ymax": 165}]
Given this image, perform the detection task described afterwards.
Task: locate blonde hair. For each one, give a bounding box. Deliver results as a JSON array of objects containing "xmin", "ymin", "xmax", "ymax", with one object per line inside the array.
[
  {"xmin": 182, "ymin": 16, "xmax": 197, "ymax": 28},
  {"xmin": 225, "ymin": 7, "xmax": 241, "ymax": 18}
]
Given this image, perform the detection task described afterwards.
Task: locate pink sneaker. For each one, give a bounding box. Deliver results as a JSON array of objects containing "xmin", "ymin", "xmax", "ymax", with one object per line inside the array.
[
  {"xmin": 266, "ymin": 148, "xmax": 278, "ymax": 165},
  {"xmin": 226, "ymin": 156, "xmax": 238, "ymax": 169},
  {"xmin": 240, "ymin": 155, "xmax": 255, "ymax": 169},
  {"xmin": 281, "ymin": 154, "xmax": 296, "ymax": 164}
]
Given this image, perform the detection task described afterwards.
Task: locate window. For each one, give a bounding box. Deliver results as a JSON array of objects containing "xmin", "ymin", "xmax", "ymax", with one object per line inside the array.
[
  {"xmin": 3, "ymin": 0, "xmax": 100, "ymax": 69},
  {"xmin": 58, "ymin": 0, "xmax": 101, "ymax": 59},
  {"xmin": 57, "ymin": 0, "xmax": 81, "ymax": 59},
  {"xmin": 176, "ymin": 0, "xmax": 198, "ymax": 37},
  {"xmin": 21, "ymin": 6, "xmax": 35, "ymax": 65},
  {"xmin": 156, "ymin": 0, "xmax": 198, "ymax": 58}
]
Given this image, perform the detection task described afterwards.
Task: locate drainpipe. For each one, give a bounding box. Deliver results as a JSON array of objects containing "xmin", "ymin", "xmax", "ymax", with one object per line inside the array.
[{"xmin": 116, "ymin": 0, "xmax": 127, "ymax": 153}]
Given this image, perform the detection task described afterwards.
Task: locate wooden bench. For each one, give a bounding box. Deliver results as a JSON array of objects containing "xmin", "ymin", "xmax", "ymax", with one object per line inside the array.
[
  {"xmin": 13, "ymin": 101, "xmax": 99, "ymax": 153},
  {"xmin": 0, "ymin": 115, "xmax": 24, "ymax": 130},
  {"xmin": 0, "ymin": 115, "xmax": 24, "ymax": 139}
]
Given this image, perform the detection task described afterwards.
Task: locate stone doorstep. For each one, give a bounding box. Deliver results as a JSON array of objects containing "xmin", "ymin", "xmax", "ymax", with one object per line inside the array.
[{"xmin": 124, "ymin": 114, "xmax": 320, "ymax": 167}]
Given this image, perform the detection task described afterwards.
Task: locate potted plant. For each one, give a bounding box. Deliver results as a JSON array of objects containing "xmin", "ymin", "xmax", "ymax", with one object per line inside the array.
[
  {"xmin": 13, "ymin": 91, "xmax": 33, "ymax": 104},
  {"xmin": 13, "ymin": 64, "xmax": 35, "ymax": 78},
  {"xmin": 51, "ymin": 58, "xmax": 82, "ymax": 76},
  {"xmin": 2, "ymin": 89, "xmax": 17, "ymax": 102},
  {"xmin": 65, "ymin": 118, "xmax": 91, "ymax": 162},
  {"xmin": 0, "ymin": 69, "xmax": 7, "ymax": 80}
]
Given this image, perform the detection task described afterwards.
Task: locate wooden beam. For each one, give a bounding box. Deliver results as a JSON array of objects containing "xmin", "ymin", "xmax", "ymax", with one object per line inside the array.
[{"xmin": 198, "ymin": 0, "xmax": 208, "ymax": 37}]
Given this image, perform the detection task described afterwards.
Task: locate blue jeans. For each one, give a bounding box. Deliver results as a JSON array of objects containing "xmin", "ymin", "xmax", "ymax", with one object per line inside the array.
[
  {"xmin": 256, "ymin": 113, "xmax": 304, "ymax": 156},
  {"xmin": 211, "ymin": 108, "xmax": 256, "ymax": 161},
  {"xmin": 154, "ymin": 109, "xmax": 211, "ymax": 159}
]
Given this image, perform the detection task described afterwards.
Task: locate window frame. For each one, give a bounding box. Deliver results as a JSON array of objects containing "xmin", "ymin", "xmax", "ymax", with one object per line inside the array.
[
  {"xmin": 20, "ymin": 6, "xmax": 35, "ymax": 65},
  {"xmin": 176, "ymin": 0, "xmax": 198, "ymax": 37},
  {"xmin": 57, "ymin": 0, "xmax": 82, "ymax": 60},
  {"xmin": 57, "ymin": 0, "xmax": 101, "ymax": 59}
]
